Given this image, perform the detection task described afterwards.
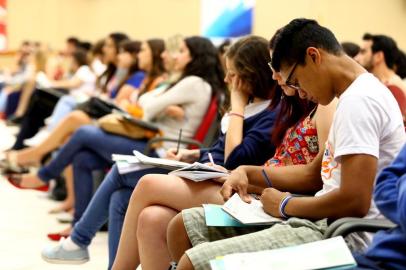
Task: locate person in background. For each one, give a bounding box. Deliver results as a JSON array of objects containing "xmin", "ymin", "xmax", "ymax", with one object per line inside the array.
[
  {"xmin": 90, "ymin": 39, "xmax": 106, "ymax": 77},
  {"xmin": 355, "ymin": 33, "xmax": 406, "ymax": 123},
  {"xmin": 341, "ymin": 41, "xmax": 360, "ymax": 58}
]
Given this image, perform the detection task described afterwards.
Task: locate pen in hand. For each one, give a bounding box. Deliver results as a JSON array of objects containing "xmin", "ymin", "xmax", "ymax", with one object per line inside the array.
[
  {"xmin": 208, "ymin": 152, "xmax": 215, "ymax": 165},
  {"xmin": 175, "ymin": 128, "xmax": 183, "ymax": 155}
]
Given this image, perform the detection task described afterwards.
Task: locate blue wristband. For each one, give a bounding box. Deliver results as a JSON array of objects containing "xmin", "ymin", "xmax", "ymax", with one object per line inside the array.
[
  {"xmin": 261, "ymin": 168, "xmax": 272, "ymax": 187},
  {"xmin": 279, "ymin": 194, "xmax": 293, "ymax": 219}
]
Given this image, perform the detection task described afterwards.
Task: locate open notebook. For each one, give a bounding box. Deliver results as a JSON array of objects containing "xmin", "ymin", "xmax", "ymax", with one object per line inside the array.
[
  {"xmin": 210, "ymin": 236, "xmax": 356, "ymax": 270},
  {"xmin": 169, "ymin": 162, "xmax": 229, "ymax": 182},
  {"xmin": 112, "ymin": 151, "xmax": 189, "ymax": 174},
  {"xmin": 220, "ymin": 193, "xmax": 283, "ymax": 225}
]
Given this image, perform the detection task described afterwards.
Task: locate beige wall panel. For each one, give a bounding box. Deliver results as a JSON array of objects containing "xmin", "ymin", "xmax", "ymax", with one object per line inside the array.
[{"xmin": 5, "ymin": 0, "xmax": 406, "ymax": 50}]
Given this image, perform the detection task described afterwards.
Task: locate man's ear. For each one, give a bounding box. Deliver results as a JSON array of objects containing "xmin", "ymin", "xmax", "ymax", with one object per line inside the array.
[{"xmin": 306, "ymin": 47, "xmax": 321, "ymax": 65}]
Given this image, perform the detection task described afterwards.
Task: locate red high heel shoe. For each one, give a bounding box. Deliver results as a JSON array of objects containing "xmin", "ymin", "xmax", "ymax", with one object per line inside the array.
[{"xmin": 7, "ymin": 174, "xmax": 49, "ymax": 192}]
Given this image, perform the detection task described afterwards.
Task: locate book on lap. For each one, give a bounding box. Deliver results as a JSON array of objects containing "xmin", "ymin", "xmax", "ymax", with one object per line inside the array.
[
  {"xmin": 221, "ymin": 193, "xmax": 283, "ymax": 225},
  {"xmin": 169, "ymin": 162, "xmax": 229, "ymax": 182},
  {"xmin": 210, "ymin": 236, "xmax": 357, "ymax": 270},
  {"xmin": 111, "ymin": 151, "xmax": 189, "ymax": 174}
]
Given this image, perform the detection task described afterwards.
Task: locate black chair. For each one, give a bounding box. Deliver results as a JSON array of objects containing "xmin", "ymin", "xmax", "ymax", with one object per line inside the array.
[{"xmin": 324, "ymin": 217, "xmax": 396, "ymax": 239}]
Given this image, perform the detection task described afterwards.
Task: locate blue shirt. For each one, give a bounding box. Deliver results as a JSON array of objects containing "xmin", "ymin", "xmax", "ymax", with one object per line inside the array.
[
  {"xmin": 362, "ymin": 143, "xmax": 406, "ymax": 269},
  {"xmin": 110, "ymin": 71, "xmax": 145, "ymax": 98},
  {"xmin": 199, "ymin": 107, "xmax": 278, "ymax": 170}
]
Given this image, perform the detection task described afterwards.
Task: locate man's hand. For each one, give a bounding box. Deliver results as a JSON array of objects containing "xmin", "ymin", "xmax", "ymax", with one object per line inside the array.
[
  {"xmin": 220, "ymin": 167, "xmax": 251, "ymax": 203},
  {"xmin": 260, "ymin": 188, "xmax": 291, "ymax": 217}
]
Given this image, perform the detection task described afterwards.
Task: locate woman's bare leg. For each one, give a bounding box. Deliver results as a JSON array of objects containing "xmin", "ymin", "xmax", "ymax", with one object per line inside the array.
[
  {"xmin": 111, "ymin": 174, "xmax": 224, "ymax": 270},
  {"xmin": 14, "ymin": 79, "xmax": 36, "ymax": 117},
  {"xmin": 11, "ymin": 110, "xmax": 92, "ymax": 165},
  {"xmin": 50, "ymin": 165, "xmax": 75, "ymax": 213},
  {"xmin": 137, "ymin": 206, "xmax": 178, "ymax": 270}
]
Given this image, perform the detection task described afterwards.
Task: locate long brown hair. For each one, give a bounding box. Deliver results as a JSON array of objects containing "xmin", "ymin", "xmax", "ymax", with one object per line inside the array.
[{"xmin": 139, "ymin": 39, "xmax": 166, "ymax": 95}]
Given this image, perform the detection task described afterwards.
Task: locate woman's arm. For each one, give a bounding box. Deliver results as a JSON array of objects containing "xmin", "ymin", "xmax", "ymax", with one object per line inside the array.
[
  {"xmin": 224, "ymin": 77, "xmax": 249, "ymax": 161},
  {"xmin": 141, "ymin": 76, "xmax": 210, "ymax": 122},
  {"xmin": 50, "ymin": 77, "xmax": 83, "ymax": 90},
  {"xmin": 220, "ymin": 100, "xmax": 337, "ymax": 200},
  {"xmin": 115, "ymin": 84, "xmax": 139, "ymax": 106}
]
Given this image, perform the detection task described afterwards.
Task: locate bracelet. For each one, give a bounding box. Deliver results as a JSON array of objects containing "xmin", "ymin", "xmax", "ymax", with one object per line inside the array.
[
  {"xmin": 229, "ymin": 112, "xmax": 244, "ymax": 119},
  {"xmin": 261, "ymin": 168, "xmax": 272, "ymax": 187},
  {"xmin": 279, "ymin": 194, "xmax": 293, "ymax": 219}
]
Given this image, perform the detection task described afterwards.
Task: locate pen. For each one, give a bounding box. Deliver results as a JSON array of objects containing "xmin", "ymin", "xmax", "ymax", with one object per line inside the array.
[
  {"xmin": 175, "ymin": 128, "xmax": 182, "ymax": 155},
  {"xmin": 208, "ymin": 152, "xmax": 215, "ymax": 165}
]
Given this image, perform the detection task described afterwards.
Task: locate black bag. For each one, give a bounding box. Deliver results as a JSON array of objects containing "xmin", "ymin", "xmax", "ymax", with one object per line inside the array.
[{"xmin": 76, "ymin": 97, "xmax": 122, "ymax": 119}]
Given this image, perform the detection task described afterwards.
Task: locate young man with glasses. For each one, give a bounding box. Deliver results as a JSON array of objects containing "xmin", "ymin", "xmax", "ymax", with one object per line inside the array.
[{"xmin": 166, "ymin": 18, "xmax": 405, "ymax": 270}]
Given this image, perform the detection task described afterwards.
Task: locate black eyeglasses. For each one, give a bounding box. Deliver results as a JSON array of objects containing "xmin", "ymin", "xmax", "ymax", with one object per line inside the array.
[{"xmin": 285, "ymin": 62, "xmax": 301, "ymax": 91}]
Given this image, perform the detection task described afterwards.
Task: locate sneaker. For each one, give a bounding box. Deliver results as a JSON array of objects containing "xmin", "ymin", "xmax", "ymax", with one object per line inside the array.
[
  {"xmin": 41, "ymin": 239, "xmax": 89, "ymax": 264},
  {"xmin": 24, "ymin": 129, "xmax": 50, "ymax": 147}
]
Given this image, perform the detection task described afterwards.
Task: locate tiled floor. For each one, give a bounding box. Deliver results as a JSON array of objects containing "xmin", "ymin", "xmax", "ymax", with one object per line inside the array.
[{"xmin": 0, "ymin": 121, "xmax": 108, "ymax": 270}]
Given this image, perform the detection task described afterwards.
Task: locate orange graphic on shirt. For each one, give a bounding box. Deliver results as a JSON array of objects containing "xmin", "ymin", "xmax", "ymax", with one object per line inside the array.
[{"xmin": 321, "ymin": 142, "xmax": 339, "ymax": 180}]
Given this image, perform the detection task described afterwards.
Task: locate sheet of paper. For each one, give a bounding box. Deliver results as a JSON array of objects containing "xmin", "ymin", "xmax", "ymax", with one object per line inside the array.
[
  {"xmin": 115, "ymin": 160, "xmax": 153, "ymax": 174},
  {"xmin": 222, "ymin": 194, "xmax": 282, "ymax": 225},
  {"xmin": 218, "ymin": 237, "xmax": 356, "ymax": 270},
  {"xmin": 133, "ymin": 150, "xmax": 189, "ymax": 169}
]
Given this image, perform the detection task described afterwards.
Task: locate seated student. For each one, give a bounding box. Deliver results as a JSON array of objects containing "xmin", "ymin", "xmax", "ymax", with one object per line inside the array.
[
  {"xmin": 7, "ymin": 32, "xmax": 129, "ymax": 150},
  {"xmin": 24, "ymin": 40, "xmax": 141, "ymax": 147},
  {"xmin": 25, "ymin": 48, "xmax": 97, "ymax": 143},
  {"xmin": 0, "ymin": 41, "xmax": 34, "ymax": 119},
  {"xmin": 351, "ymin": 143, "xmax": 406, "ymax": 270},
  {"xmin": 109, "ymin": 36, "xmax": 336, "ymax": 270},
  {"xmin": 355, "ymin": 33, "xmax": 406, "ymax": 123},
  {"xmin": 166, "ymin": 18, "xmax": 406, "ymax": 270},
  {"xmin": 2, "ymin": 38, "xmax": 164, "ymax": 169},
  {"xmin": 41, "ymin": 35, "xmax": 279, "ymax": 269}
]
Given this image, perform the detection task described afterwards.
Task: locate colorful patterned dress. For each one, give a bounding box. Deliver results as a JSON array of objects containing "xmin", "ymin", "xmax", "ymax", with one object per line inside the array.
[{"xmin": 266, "ymin": 111, "xmax": 319, "ymax": 167}]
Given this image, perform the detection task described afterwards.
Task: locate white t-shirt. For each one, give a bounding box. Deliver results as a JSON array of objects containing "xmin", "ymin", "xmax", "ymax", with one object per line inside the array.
[
  {"xmin": 316, "ymin": 72, "xmax": 405, "ymax": 249},
  {"xmin": 220, "ymin": 100, "xmax": 271, "ymax": 134},
  {"xmin": 71, "ymin": 65, "xmax": 97, "ymax": 98}
]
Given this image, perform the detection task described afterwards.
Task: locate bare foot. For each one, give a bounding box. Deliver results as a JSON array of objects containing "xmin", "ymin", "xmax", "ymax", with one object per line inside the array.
[
  {"xmin": 49, "ymin": 200, "xmax": 74, "ymax": 214},
  {"xmin": 7, "ymin": 148, "xmax": 42, "ymax": 167}
]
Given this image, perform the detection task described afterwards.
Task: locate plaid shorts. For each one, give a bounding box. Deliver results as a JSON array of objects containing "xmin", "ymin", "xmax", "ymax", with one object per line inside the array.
[{"xmin": 182, "ymin": 207, "xmax": 327, "ymax": 270}]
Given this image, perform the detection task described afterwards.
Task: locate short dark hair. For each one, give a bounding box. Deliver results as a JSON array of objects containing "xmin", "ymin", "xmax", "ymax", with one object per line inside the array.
[
  {"xmin": 79, "ymin": 41, "xmax": 92, "ymax": 52},
  {"xmin": 341, "ymin": 42, "xmax": 360, "ymax": 58},
  {"xmin": 72, "ymin": 48, "xmax": 89, "ymax": 67},
  {"xmin": 67, "ymin": 37, "xmax": 80, "ymax": 47},
  {"xmin": 395, "ymin": 49, "xmax": 406, "ymax": 79},
  {"xmin": 367, "ymin": 34, "xmax": 399, "ymax": 69},
  {"xmin": 362, "ymin": 33, "xmax": 373, "ymax": 41},
  {"xmin": 270, "ymin": 18, "xmax": 343, "ymax": 71}
]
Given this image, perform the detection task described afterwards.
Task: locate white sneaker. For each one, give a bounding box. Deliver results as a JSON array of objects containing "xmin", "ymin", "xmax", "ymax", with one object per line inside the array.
[{"xmin": 24, "ymin": 129, "xmax": 50, "ymax": 147}]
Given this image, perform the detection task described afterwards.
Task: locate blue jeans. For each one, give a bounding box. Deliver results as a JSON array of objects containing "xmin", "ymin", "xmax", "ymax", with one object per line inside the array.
[
  {"xmin": 70, "ymin": 164, "xmax": 169, "ymax": 269},
  {"xmin": 37, "ymin": 125, "xmax": 154, "ymax": 224},
  {"xmin": 47, "ymin": 95, "xmax": 78, "ymax": 130}
]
